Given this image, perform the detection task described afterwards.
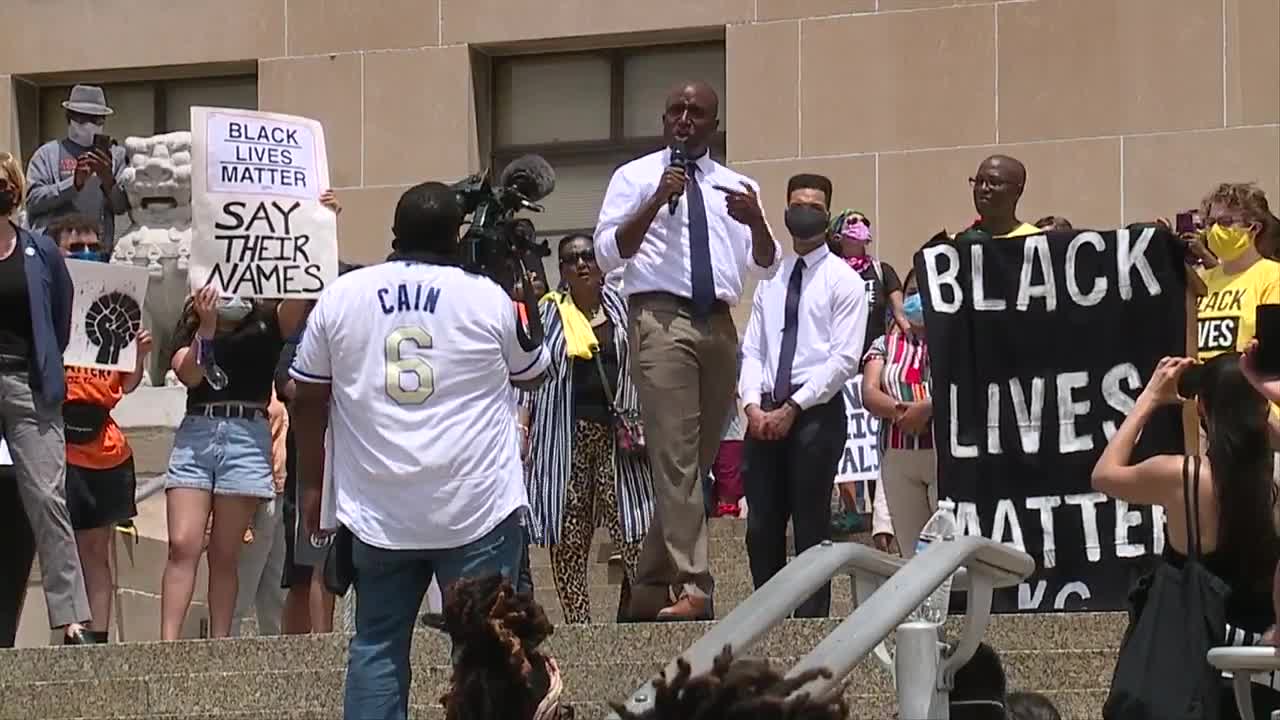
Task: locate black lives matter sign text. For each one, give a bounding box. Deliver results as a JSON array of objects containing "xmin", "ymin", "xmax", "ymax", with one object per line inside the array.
[
  {"xmin": 194, "ymin": 109, "xmax": 335, "ymax": 298},
  {"xmin": 914, "ymin": 226, "xmax": 1187, "ymax": 612}
]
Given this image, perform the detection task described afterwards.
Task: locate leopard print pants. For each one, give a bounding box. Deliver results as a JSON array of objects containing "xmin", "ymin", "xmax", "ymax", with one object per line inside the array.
[{"xmin": 550, "ymin": 419, "xmax": 641, "ymax": 624}]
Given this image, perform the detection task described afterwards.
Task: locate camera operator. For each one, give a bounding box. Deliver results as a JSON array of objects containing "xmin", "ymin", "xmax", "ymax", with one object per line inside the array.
[{"xmin": 289, "ymin": 181, "xmax": 548, "ymax": 719}]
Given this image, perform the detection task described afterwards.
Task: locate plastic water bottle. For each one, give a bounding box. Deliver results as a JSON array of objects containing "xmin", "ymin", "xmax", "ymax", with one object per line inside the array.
[{"xmin": 908, "ymin": 500, "xmax": 959, "ymax": 625}]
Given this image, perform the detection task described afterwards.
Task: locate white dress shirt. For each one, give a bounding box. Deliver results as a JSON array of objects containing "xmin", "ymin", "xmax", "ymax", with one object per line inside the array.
[
  {"xmin": 595, "ymin": 148, "xmax": 781, "ymax": 305},
  {"xmin": 739, "ymin": 243, "xmax": 867, "ymax": 411}
]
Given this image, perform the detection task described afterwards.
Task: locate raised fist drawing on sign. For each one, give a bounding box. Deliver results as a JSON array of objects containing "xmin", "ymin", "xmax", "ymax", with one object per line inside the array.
[{"xmin": 85, "ymin": 291, "xmax": 143, "ymax": 366}]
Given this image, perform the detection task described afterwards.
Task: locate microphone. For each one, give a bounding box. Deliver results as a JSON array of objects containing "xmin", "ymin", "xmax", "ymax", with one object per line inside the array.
[
  {"xmin": 499, "ymin": 154, "xmax": 556, "ymax": 203},
  {"xmin": 668, "ymin": 141, "xmax": 687, "ymax": 216}
]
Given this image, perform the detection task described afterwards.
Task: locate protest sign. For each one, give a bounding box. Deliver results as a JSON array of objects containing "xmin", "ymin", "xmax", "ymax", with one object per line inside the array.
[
  {"xmin": 835, "ymin": 375, "xmax": 882, "ymax": 515},
  {"xmin": 915, "ymin": 226, "xmax": 1187, "ymax": 612},
  {"xmin": 190, "ymin": 107, "xmax": 337, "ymax": 298},
  {"xmin": 65, "ymin": 259, "xmax": 149, "ymax": 372}
]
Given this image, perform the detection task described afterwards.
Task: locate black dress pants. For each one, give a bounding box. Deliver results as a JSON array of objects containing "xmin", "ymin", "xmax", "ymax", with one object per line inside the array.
[
  {"xmin": 742, "ymin": 393, "xmax": 846, "ymax": 618},
  {"xmin": 0, "ymin": 465, "xmax": 37, "ymax": 646}
]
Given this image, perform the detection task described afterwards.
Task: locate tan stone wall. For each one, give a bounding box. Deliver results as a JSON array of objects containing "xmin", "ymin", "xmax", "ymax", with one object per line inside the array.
[{"xmin": 1, "ymin": 0, "xmax": 1276, "ymax": 279}]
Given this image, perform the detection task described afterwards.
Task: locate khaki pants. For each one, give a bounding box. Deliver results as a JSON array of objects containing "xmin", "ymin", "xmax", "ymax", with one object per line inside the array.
[
  {"xmin": 881, "ymin": 447, "xmax": 938, "ymax": 559},
  {"xmin": 628, "ymin": 293, "xmax": 737, "ymax": 610}
]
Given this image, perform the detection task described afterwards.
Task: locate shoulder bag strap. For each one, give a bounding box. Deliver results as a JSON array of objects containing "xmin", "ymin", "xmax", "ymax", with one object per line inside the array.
[
  {"xmin": 1182, "ymin": 454, "xmax": 1204, "ymax": 560},
  {"xmin": 592, "ymin": 352, "xmax": 619, "ymax": 416}
]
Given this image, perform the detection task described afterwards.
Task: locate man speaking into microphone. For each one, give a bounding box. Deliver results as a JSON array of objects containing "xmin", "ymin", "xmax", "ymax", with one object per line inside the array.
[{"xmin": 595, "ymin": 80, "xmax": 779, "ymax": 621}]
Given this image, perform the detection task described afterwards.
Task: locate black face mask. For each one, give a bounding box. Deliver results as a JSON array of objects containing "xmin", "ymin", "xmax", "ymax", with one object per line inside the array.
[
  {"xmin": 0, "ymin": 189, "xmax": 15, "ymax": 216},
  {"xmin": 785, "ymin": 205, "xmax": 829, "ymax": 240}
]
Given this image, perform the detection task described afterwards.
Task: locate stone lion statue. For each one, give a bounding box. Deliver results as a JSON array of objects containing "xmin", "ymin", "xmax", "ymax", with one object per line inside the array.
[{"xmin": 110, "ymin": 132, "xmax": 192, "ymax": 386}]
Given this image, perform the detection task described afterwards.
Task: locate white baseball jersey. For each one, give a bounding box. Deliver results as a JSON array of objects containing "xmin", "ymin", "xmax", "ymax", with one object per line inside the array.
[{"xmin": 290, "ymin": 260, "xmax": 549, "ymax": 550}]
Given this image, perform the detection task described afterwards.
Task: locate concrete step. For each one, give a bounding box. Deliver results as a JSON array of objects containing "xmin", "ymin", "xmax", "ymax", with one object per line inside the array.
[
  {"xmin": 0, "ymin": 613, "xmax": 1127, "ymax": 685},
  {"xmin": 534, "ymin": 576, "xmax": 859, "ymax": 624},
  {"xmin": 0, "ymin": 614, "xmax": 1125, "ymax": 719},
  {"xmin": 0, "ymin": 649, "xmax": 1116, "ymax": 719},
  {"xmin": 44, "ymin": 689, "xmax": 1111, "ymax": 720}
]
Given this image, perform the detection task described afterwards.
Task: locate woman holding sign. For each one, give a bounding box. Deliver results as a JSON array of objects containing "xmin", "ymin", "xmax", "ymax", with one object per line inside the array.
[
  {"xmin": 159, "ymin": 191, "xmax": 339, "ymax": 641},
  {"xmin": 0, "ymin": 152, "xmax": 94, "ymax": 643},
  {"xmin": 861, "ymin": 270, "xmax": 936, "ymax": 558}
]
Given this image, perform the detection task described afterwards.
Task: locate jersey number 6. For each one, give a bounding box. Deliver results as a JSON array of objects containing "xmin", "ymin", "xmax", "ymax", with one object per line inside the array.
[{"xmin": 384, "ymin": 326, "xmax": 435, "ymax": 405}]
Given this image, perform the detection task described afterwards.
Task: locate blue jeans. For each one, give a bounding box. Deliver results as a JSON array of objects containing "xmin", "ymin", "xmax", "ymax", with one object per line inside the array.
[{"xmin": 343, "ymin": 510, "xmax": 527, "ymax": 720}]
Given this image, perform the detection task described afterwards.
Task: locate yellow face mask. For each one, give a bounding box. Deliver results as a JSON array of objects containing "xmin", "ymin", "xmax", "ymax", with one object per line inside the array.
[{"xmin": 1206, "ymin": 223, "xmax": 1254, "ymax": 263}]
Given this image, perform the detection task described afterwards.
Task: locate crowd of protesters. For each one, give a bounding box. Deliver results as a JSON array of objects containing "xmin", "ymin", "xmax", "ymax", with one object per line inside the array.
[{"xmin": 3, "ymin": 78, "xmax": 1280, "ymax": 720}]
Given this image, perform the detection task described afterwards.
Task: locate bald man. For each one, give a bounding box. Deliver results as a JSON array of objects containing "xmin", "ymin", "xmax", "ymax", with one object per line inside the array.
[
  {"xmin": 595, "ymin": 81, "xmax": 780, "ymax": 621},
  {"xmin": 969, "ymin": 155, "xmax": 1040, "ymax": 239}
]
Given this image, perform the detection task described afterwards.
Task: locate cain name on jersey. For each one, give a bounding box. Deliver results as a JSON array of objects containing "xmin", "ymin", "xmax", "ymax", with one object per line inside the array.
[{"xmin": 377, "ymin": 282, "xmax": 442, "ymax": 315}]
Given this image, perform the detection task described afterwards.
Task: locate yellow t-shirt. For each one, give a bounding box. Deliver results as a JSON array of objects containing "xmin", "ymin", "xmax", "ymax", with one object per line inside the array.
[
  {"xmin": 1196, "ymin": 259, "xmax": 1280, "ymax": 360},
  {"xmin": 995, "ymin": 222, "xmax": 1043, "ymax": 239}
]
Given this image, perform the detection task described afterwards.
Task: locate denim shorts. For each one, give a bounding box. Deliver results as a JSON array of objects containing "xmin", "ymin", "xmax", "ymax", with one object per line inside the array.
[{"xmin": 165, "ymin": 415, "xmax": 274, "ymax": 499}]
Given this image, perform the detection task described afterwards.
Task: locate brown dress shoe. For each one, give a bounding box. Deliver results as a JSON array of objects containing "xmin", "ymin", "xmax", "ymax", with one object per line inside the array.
[{"xmin": 656, "ymin": 594, "xmax": 710, "ymax": 622}]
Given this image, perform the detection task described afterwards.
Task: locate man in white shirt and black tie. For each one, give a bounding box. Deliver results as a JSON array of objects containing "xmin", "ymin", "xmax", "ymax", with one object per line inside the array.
[
  {"xmin": 596, "ymin": 80, "xmax": 780, "ymax": 621},
  {"xmin": 738, "ymin": 173, "xmax": 867, "ymax": 618}
]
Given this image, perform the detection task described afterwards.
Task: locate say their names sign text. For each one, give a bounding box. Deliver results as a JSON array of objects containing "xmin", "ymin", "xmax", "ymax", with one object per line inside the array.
[
  {"xmin": 191, "ymin": 107, "xmax": 337, "ymax": 298},
  {"xmin": 915, "ymin": 226, "xmax": 1187, "ymax": 612}
]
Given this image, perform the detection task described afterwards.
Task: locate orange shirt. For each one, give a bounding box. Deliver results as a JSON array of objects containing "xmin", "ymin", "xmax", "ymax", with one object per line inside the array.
[{"xmin": 64, "ymin": 366, "xmax": 132, "ymax": 470}]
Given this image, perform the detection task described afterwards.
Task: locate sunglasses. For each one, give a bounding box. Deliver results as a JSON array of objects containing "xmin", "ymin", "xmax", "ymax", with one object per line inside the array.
[
  {"xmin": 560, "ymin": 249, "xmax": 596, "ymax": 265},
  {"xmin": 67, "ymin": 242, "xmax": 102, "ymax": 254}
]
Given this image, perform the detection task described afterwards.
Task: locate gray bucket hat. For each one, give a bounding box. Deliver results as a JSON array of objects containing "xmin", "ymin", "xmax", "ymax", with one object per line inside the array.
[{"xmin": 61, "ymin": 84, "xmax": 114, "ymax": 117}]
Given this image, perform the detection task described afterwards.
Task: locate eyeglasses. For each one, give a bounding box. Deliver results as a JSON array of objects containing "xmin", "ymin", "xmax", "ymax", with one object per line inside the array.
[
  {"xmin": 560, "ymin": 249, "xmax": 596, "ymax": 265},
  {"xmin": 969, "ymin": 176, "xmax": 1014, "ymax": 192},
  {"xmin": 67, "ymin": 242, "xmax": 102, "ymax": 254},
  {"xmin": 1204, "ymin": 213, "xmax": 1249, "ymax": 228}
]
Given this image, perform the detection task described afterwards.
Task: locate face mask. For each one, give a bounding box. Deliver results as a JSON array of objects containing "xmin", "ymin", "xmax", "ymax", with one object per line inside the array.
[
  {"xmin": 903, "ymin": 293, "xmax": 924, "ymax": 324},
  {"xmin": 69, "ymin": 249, "xmax": 106, "ymax": 262},
  {"xmin": 1206, "ymin": 223, "xmax": 1254, "ymax": 262},
  {"xmin": 784, "ymin": 206, "xmax": 829, "ymax": 241},
  {"xmin": 217, "ymin": 298, "xmax": 253, "ymax": 323},
  {"xmin": 0, "ymin": 188, "xmax": 14, "ymax": 216},
  {"xmin": 68, "ymin": 120, "xmax": 98, "ymax": 147}
]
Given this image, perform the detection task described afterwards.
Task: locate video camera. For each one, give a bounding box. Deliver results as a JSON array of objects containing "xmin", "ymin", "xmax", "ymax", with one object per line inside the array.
[{"xmin": 451, "ymin": 154, "xmax": 556, "ymax": 351}]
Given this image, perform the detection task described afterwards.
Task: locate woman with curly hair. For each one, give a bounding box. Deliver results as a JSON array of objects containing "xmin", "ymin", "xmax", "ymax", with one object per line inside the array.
[
  {"xmin": 611, "ymin": 645, "xmax": 847, "ymax": 720},
  {"xmin": 422, "ymin": 575, "xmax": 571, "ymax": 720}
]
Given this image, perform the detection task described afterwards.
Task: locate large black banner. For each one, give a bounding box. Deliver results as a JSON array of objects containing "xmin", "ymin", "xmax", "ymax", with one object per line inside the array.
[{"xmin": 914, "ymin": 226, "xmax": 1187, "ymax": 612}]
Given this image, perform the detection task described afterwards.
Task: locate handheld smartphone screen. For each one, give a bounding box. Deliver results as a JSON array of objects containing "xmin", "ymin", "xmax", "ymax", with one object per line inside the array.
[
  {"xmin": 92, "ymin": 134, "xmax": 111, "ymax": 152},
  {"xmin": 1256, "ymin": 305, "xmax": 1280, "ymax": 375},
  {"xmin": 1175, "ymin": 212, "xmax": 1195, "ymax": 236}
]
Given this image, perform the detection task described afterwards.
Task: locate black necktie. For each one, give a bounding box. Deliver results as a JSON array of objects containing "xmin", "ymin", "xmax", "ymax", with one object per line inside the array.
[
  {"xmin": 773, "ymin": 257, "xmax": 806, "ymax": 404},
  {"xmin": 685, "ymin": 163, "xmax": 715, "ymax": 316}
]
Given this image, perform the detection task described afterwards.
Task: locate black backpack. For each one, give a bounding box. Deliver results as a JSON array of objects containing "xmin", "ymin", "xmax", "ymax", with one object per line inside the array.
[{"xmin": 1103, "ymin": 455, "xmax": 1228, "ymax": 720}]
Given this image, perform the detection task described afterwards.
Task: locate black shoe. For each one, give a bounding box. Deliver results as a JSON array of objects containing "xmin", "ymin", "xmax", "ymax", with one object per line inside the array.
[{"xmin": 63, "ymin": 627, "xmax": 93, "ymax": 645}]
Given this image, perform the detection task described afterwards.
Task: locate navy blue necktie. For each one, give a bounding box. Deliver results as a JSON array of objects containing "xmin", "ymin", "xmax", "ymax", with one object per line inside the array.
[
  {"xmin": 685, "ymin": 164, "xmax": 715, "ymax": 316},
  {"xmin": 773, "ymin": 257, "xmax": 806, "ymax": 404}
]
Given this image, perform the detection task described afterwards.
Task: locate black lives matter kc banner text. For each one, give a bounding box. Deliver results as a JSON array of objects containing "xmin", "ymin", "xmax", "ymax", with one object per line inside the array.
[{"xmin": 914, "ymin": 226, "xmax": 1187, "ymax": 612}]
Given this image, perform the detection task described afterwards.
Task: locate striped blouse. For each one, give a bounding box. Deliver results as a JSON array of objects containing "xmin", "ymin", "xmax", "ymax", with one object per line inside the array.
[
  {"xmin": 864, "ymin": 331, "xmax": 934, "ymax": 451},
  {"xmin": 523, "ymin": 285, "xmax": 655, "ymax": 546}
]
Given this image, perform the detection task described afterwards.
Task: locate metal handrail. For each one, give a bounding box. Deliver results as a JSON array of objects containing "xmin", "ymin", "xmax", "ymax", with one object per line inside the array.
[
  {"xmin": 606, "ymin": 537, "xmax": 1033, "ymax": 719},
  {"xmin": 1208, "ymin": 646, "xmax": 1280, "ymax": 720}
]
